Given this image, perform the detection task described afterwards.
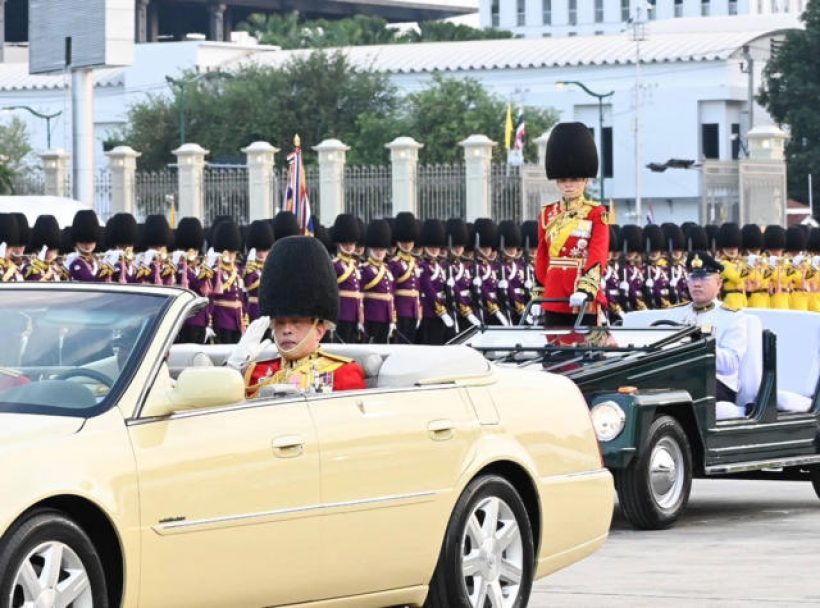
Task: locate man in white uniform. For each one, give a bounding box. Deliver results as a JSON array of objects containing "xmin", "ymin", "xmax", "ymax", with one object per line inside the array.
[{"xmin": 666, "ymin": 251, "xmax": 747, "ymax": 405}]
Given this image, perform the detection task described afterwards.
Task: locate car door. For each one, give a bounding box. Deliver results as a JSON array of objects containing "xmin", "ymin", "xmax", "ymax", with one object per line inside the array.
[
  {"xmin": 307, "ymin": 385, "xmax": 479, "ymax": 598},
  {"xmin": 128, "ymin": 394, "xmax": 321, "ymax": 607}
]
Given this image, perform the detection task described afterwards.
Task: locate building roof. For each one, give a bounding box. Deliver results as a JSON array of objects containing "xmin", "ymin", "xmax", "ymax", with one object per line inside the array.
[{"xmin": 0, "ymin": 62, "xmax": 123, "ymax": 92}]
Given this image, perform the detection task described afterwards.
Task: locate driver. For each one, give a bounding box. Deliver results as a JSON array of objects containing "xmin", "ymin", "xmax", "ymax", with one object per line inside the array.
[
  {"xmin": 666, "ymin": 251, "xmax": 747, "ymax": 405},
  {"xmin": 225, "ymin": 236, "xmax": 366, "ymax": 398}
]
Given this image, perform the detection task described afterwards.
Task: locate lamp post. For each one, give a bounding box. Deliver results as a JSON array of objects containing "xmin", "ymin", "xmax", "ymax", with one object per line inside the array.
[
  {"xmin": 166, "ymin": 71, "xmax": 233, "ymax": 146},
  {"xmin": 0, "ymin": 106, "xmax": 62, "ymax": 148},
  {"xmin": 556, "ymin": 80, "xmax": 614, "ymax": 203}
]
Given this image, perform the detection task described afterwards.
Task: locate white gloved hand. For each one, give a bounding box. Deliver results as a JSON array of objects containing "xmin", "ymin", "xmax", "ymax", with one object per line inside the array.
[
  {"xmin": 619, "ymin": 280, "xmax": 629, "ymax": 292},
  {"xmin": 38, "ymin": 245, "xmax": 49, "ymax": 262},
  {"xmin": 440, "ymin": 312, "xmax": 455, "ymax": 328},
  {"xmin": 670, "ymin": 277, "xmax": 679, "ymax": 288},
  {"xmin": 247, "ymin": 247, "xmax": 257, "ymax": 263},
  {"xmin": 225, "ymin": 316, "xmax": 271, "ymax": 369},
  {"xmin": 494, "ymin": 311, "xmax": 510, "ymax": 326},
  {"xmin": 569, "ymin": 291, "xmax": 590, "ymax": 308},
  {"xmin": 813, "ymin": 256, "xmax": 820, "ymax": 270},
  {"xmin": 0, "ymin": 242, "xmax": 5, "ymax": 259},
  {"xmin": 497, "ymin": 279, "xmax": 509, "ymax": 289},
  {"xmin": 142, "ymin": 249, "xmax": 157, "ymax": 266},
  {"xmin": 472, "ymin": 276, "xmax": 482, "ymax": 287},
  {"xmin": 645, "ymin": 278, "xmax": 654, "ymax": 288},
  {"xmin": 768, "ymin": 255, "xmax": 779, "ymax": 268},
  {"xmin": 467, "ymin": 313, "xmax": 482, "ymax": 327},
  {"xmin": 792, "ymin": 255, "xmax": 805, "ymax": 268},
  {"xmin": 104, "ymin": 249, "xmax": 122, "ymax": 267},
  {"xmin": 63, "ymin": 252, "xmax": 79, "ymax": 270},
  {"xmin": 206, "ymin": 247, "xmax": 220, "ymax": 269},
  {"xmin": 171, "ymin": 250, "xmax": 185, "ymax": 266},
  {"xmin": 446, "ymin": 277, "xmax": 455, "ymax": 288},
  {"xmin": 747, "ymin": 254, "xmax": 759, "ymax": 267},
  {"xmin": 388, "ymin": 322, "xmax": 397, "ymax": 338},
  {"xmin": 524, "ymin": 279, "xmax": 533, "ymax": 290},
  {"xmin": 204, "ymin": 326, "xmax": 216, "ymax": 344}
]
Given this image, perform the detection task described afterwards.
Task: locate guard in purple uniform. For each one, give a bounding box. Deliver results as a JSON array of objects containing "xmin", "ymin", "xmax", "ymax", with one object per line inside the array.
[
  {"xmin": 644, "ymin": 224, "xmax": 672, "ymax": 309},
  {"xmin": 360, "ymin": 219, "xmax": 394, "ymax": 344},
  {"xmin": 521, "ymin": 220, "xmax": 539, "ymax": 303},
  {"xmin": 603, "ymin": 225, "xmax": 624, "ymax": 320},
  {"xmin": 243, "ymin": 219, "xmax": 275, "ymax": 323},
  {"xmin": 209, "ymin": 220, "xmax": 245, "ymax": 345},
  {"xmin": 473, "ymin": 218, "xmax": 508, "ymax": 326},
  {"xmin": 662, "ymin": 222, "xmax": 689, "ymax": 305},
  {"xmin": 67, "ymin": 210, "xmax": 102, "ymax": 283},
  {"xmin": 0, "ymin": 214, "xmax": 22, "ymax": 282},
  {"xmin": 100, "ymin": 213, "xmax": 139, "ymax": 284},
  {"xmin": 331, "ymin": 213, "xmax": 362, "ymax": 344},
  {"xmin": 135, "ymin": 215, "xmax": 176, "ymax": 286},
  {"xmin": 388, "ymin": 211, "xmax": 421, "ymax": 344},
  {"xmin": 418, "ymin": 219, "xmax": 454, "ymax": 345},
  {"xmin": 445, "ymin": 218, "xmax": 481, "ymax": 330},
  {"xmin": 9, "ymin": 213, "xmax": 29, "ymax": 269},
  {"xmin": 22, "ymin": 215, "xmax": 63, "ymax": 282},
  {"xmin": 173, "ymin": 217, "xmax": 211, "ymax": 344},
  {"xmin": 619, "ymin": 225, "xmax": 647, "ymax": 312},
  {"xmin": 498, "ymin": 220, "xmax": 527, "ymax": 325}
]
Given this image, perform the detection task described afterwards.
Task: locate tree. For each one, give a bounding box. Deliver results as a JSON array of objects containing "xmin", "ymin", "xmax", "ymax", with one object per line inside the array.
[
  {"xmin": 758, "ymin": 0, "xmax": 820, "ymax": 207},
  {"xmin": 406, "ymin": 21, "xmax": 514, "ymax": 43},
  {"xmin": 0, "ymin": 117, "xmax": 34, "ymax": 174}
]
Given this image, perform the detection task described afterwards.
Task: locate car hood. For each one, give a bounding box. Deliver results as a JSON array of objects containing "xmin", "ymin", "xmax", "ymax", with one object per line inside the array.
[{"xmin": 0, "ymin": 413, "xmax": 84, "ymax": 447}]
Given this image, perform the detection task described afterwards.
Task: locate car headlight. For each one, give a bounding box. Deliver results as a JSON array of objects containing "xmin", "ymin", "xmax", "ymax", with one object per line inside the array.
[{"xmin": 590, "ymin": 400, "xmax": 626, "ymax": 442}]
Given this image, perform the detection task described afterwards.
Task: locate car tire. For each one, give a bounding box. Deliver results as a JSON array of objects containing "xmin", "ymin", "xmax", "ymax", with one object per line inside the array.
[
  {"xmin": 425, "ymin": 475, "xmax": 534, "ymax": 608},
  {"xmin": 809, "ymin": 467, "xmax": 820, "ymax": 499},
  {"xmin": 0, "ymin": 508, "xmax": 108, "ymax": 608},
  {"xmin": 616, "ymin": 415, "xmax": 692, "ymax": 530}
]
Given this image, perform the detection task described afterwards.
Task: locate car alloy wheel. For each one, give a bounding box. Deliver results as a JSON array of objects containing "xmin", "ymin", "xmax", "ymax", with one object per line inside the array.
[
  {"xmin": 9, "ymin": 541, "xmax": 93, "ymax": 608},
  {"xmin": 649, "ymin": 435, "xmax": 686, "ymax": 510},
  {"xmin": 459, "ymin": 496, "xmax": 524, "ymax": 608}
]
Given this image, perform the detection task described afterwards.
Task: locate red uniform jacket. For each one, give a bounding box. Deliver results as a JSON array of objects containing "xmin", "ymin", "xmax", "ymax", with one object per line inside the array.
[
  {"xmin": 536, "ymin": 197, "xmax": 609, "ymax": 314},
  {"xmin": 245, "ymin": 351, "xmax": 366, "ymax": 398}
]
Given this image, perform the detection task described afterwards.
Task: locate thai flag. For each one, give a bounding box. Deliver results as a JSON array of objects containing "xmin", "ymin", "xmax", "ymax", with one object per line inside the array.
[{"xmin": 284, "ymin": 137, "xmax": 314, "ymax": 236}]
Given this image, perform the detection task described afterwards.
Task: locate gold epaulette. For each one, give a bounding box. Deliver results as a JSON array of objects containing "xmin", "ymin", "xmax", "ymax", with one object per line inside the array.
[
  {"xmin": 721, "ymin": 303, "xmax": 741, "ymax": 312},
  {"xmin": 669, "ymin": 301, "xmax": 689, "ymax": 309},
  {"xmin": 583, "ymin": 198, "xmax": 601, "ymax": 207},
  {"xmin": 317, "ymin": 349, "xmax": 353, "ymax": 365}
]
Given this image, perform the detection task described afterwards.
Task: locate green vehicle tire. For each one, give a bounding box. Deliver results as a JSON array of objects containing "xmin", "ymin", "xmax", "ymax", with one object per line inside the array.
[
  {"xmin": 615, "ymin": 415, "xmax": 693, "ymax": 530},
  {"xmin": 810, "ymin": 468, "xmax": 820, "ymax": 499}
]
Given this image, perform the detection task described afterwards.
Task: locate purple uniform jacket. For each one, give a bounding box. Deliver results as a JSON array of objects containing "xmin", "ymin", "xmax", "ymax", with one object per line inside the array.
[
  {"xmin": 22, "ymin": 260, "xmax": 62, "ymax": 282},
  {"xmin": 622, "ymin": 263, "xmax": 647, "ymax": 311},
  {"xmin": 669, "ymin": 262, "xmax": 689, "ymax": 303},
  {"xmin": 210, "ymin": 264, "xmax": 245, "ymax": 332},
  {"xmin": 388, "ymin": 253, "xmax": 420, "ymax": 320},
  {"xmin": 449, "ymin": 258, "xmax": 476, "ymax": 318},
  {"xmin": 645, "ymin": 261, "xmax": 672, "ymax": 308},
  {"xmin": 68, "ymin": 255, "xmax": 99, "ymax": 282},
  {"xmin": 360, "ymin": 259, "xmax": 394, "ymax": 324},
  {"xmin": 243, "ymin": 260, "xmax": 263, "ymax": 322},
  {"xmin": 135, "ymin": 259, "xmax": 176, "ymax": 286},
  {"xmin": 178, "ymin": 262, "xmax": 211, "ymax": 328},
  {"xmin": 603, "ymin": 261, "xmax": 623, "ymax": 313},
  {"xmin": 419, "ymin": 257, "xmax": 447, "ymax": 320},
  {"xmin": 499, "ymin": 258, "xmax": 527, "ymax": 316},
  {"xmin": 334, "ymin": 254, "xmax": 362, "ymax": 323},
  {"xmin": 475, "ymin": 258, "xmax": 501, "ymax": 316},
  {"xmin": 114, "ymin": 260, "xmax": 137, "ymax": 284}
]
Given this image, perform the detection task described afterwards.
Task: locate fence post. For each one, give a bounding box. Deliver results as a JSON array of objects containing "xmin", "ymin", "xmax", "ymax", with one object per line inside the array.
[
  {"xmin": 386, "ymin": 136, "xmax": 423, "ymax": 216},
  {"xmin": 242, "ymin": 141, "xmax": 279, "ymax": 221},
  {"xmin": 172, "ymin": 143, "xmax": 208, "ymax": 220},
  {"xmin": 460, "ymin": 134, "xmax": 496, "ymax": 221},
  {"xmin": 105, "ymin": 146, "xmax": 140, "ymax": 215},
  {"xmin": 312, "ymin": 138, "xmax": 350, "ymax": 224},
  {"xmin": 40, "ymin": 149, "xmax": 70, "ymax": 198},
  {"xmin": 535, "ymin": 130, "xmax": 552, "ymax": 169}
]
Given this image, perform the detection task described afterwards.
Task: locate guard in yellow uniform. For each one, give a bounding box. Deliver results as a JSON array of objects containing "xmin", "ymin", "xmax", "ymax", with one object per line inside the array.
[
  {"xmin": 742, "ymin": 224, "xmax": 769, "ymax": 309},
  {"xmin": 809, "ymin": 228, "xmax": 820, "ymax": 313},
  {"xmin": 764, "ymin": 225, "xmax": 790, "ymax": 310},
  {"xmin": 717, "ymin": 223, "xmax": 747, "ymax": 310},
  {"xmin": 785, "ymin": 227, "xmax": 809, "ymax": 311}
]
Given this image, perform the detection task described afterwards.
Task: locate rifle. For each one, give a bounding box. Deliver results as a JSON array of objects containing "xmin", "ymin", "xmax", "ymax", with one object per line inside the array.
[
  {"xmin": 445, "ymin": 234, "xmax": 460, "ymax": 334},
  {"xmin": 471, "ymin": 231, "xmax": 486, "ymax": 326},
  {"xmin": 666, "ymin": 237, "xmax": 680, "ymax": 306},
  {"xmin": 497, "ymin": 234, "xmax": 512, "ymax": 325},
  {"xmin": 522, "ymin": 234, "xmax": 534, "ymax": 304}
]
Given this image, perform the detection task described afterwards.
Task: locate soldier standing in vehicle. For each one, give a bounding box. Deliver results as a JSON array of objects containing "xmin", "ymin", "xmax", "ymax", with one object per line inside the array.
[{"xmin": 536, "ymin": 122, "xmax": 609, "ymax": 326}]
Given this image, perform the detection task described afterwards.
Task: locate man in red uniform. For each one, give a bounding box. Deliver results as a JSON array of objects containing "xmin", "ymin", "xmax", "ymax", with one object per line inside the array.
[
  {"xmin": 225, "ymin": 235, "xmax": 365, "ymax": 397},
  {"xmin": 536, "ymin": 121, "xmax": 609, "ymax": 326}
]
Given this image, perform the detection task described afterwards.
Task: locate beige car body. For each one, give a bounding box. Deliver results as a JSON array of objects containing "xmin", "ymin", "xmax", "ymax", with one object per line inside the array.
[{"xmin": 0, "ymin": 284, "xmax": 613, "ymax": 607}]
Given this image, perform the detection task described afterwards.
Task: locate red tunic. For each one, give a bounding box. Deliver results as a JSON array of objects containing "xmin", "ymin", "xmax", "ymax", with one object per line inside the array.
[
  {"xmin": 245, "ymin": 353, "xmax": 366, "ymax": 398},
  {"xmin": 536, "ymin": 198, "xmax": 609, "ymax": 314}
]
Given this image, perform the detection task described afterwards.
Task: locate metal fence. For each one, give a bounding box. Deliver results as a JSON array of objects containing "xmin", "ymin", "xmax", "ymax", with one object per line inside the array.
[
  {"xmin": 204, "ymin": 166, "xmax": 249, "ymax": 225},
  {"xmin": 95, "ymin": 170, "xmax": 112, "ymax": 221},
  {"xmin": 135, "ymin": 170, "xmax": 178, "ymax": 221},
  {"xmin": 10, "ymin": 172, "xmax": 45, "ymax": 195},
  {"xmin": 418, "ymin": 163, "xmax": 466, "ymax": 220},
  {"xmin": 272, "ymin": 165, "xmax": 322, "ymax": 222},
  {"xmin": 491, "ymin": 162, "xmax": 522, "ymax": 223},
  {"xmin": 345, "ymin": 164, "xmax": 392, "ymax": 222}
]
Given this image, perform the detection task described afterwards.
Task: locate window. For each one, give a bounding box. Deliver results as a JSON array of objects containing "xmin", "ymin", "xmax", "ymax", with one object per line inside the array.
[
  {"xmin": 595, "ymin": 30, "xmax": 605, "ymax": 35},
  {"xmin": 621, "ymin": 0, "xmax": 631, "ymax": 22},
  {"xmin": 588, "ymin": 127, "xmax": 614, "ymax": 178},
  {"xmin": 729, "ymin": 0, "xmax": 738, "ymax": 15},
  {"xmin": 517, "ymin": 0, "xmax": 526, "ymax": 26},
  {"xmin": 701, "ymin": 0, "xmax": 710, "ymax": 16},
  {"xmin": 542, "ymin": 32, "xmax": 553, "ymax": 37},
  {"xmin": 491, "ymin": 0, "xmax": 500, "ymax": 27},
  {"xmin": 731, "ymin": 124, "xmax": 741, "ymax": 159},
  {"xmin": 543, "ymin": 0, "xmax": 552, "ymax": 25},
  {"xmin": 569, "ymin": 0, "xmax": 577, "ymax": 25},
  {"xmin": 648, "ymin": 0, "xmax": 656, "ymax": 20},
  {"xmin": 595, "ymin": 0, "xmax": 604, "ymax": 23},
  {"xmin": 702, "ymin": 124, "xmax": 720, "ymax": 159},
  {"xmin": 675, "ymin": 0, "xmax": 683, "ymax": 17}
]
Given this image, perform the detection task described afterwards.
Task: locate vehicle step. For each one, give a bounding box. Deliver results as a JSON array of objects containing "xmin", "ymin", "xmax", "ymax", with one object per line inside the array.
[{"xmin": 705, "ymin": 454, "xmax": 820, "ymax": 475}]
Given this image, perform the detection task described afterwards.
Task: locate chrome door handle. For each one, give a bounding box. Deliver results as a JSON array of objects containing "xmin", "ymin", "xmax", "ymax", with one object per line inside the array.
[
  {"xmin": 271, "ymin": 435, "xmax": 304, "ymax": 458},
  {"xmin": 428, "ymin": 419, "xmax": 455, "ymax": 441}
]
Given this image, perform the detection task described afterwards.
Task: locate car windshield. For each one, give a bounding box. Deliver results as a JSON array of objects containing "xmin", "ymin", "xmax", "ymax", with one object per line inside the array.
[{"xmin": 0, "ymin": 290, "xmax": 170, "ymax": 416}]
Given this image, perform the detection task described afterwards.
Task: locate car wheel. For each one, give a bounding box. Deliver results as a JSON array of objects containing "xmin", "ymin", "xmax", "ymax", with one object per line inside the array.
[
  {"xmin": 425, "ymin": 475, "xmax": 534, "ymax": 608},
  {"xmin": 809, "ymin": 467, "xmax": 820, "ymax": 499},
  {"xmin": 616, "ymin": 415, "xmax": 692, "ymax": 530},
  {"xmin": 0, "ymin": 509, "xmax": 108, "ymax": 608}
]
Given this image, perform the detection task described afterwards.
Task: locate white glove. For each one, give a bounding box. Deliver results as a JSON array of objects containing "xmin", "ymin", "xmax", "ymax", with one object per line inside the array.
[
  {"xmin": 645, "ymin": 278, "xmax": 654, "ymax": 288},
  {"xmin": 171, "ymin": 250, "xmax": 185, "ymax": 266},
  {"xmin": 0, "ymin": 242, "xmax": 5, "ymax": 259},
  {"xmin": 813, "ymin": 256, "xmax": 820, "ymax": 270},
  {"xmin": 670, "ymin": 277, "xmax": 679, "ymax": 288},
  {"xmin": 357, "ymin": 322, "xmax": 367, "ymax": 337},
  {"xmin": 497, "ymin": 279, "xmax": 509, "ymax": 289},
  {"xmin": 206, "ymin": 247, "xmax": 219, "ymax": 269},
  {"xmin": 104, "ymin": 249, "xmax": 122, "ymax": 267},
  {"xmin": 747, "ymin": 254, "xmax": 759, "ymax": 267},
  {"xmin": 225, "ymin": 316, "xmax": 271, "ymax": 369},
  {"xmin": 440, "ymin": 312, "xmax": 455, "ymax": 328},
  {"xmin": 619, "ymin": 280, "xmax": 629, "ymax": 292},
  {"xmin": 38, "ymin": 245, "xmax": 49, "ymax": 262},
  {"xmin": 524, "ymin": 279, "xmax": 533, "ymax": 290},
  {"xmin": 768, "ymin": 255, "xmax": 779, "ymax": 268},
  {"xmin": 494, "ymin": 311, "xmax": 510, "ymax": 326},
  {"xmin": 142, "ymin": 249, "xmax": 157, "ymax": 266},
  {"xmin": 792, "ymin": 255, "xmax": 805, "ymax": 268},
  {"xmin": 467, "ymin": 313, "xmax": 482, "ymax": 327},
  {"xmin": 204, "ymin": 326, "xmax": 216, "ymax": 344},
  {"xmin": 388, "ymin": 322, "xmax": 397, "ymax": 338},
  {"xmin": 472, "ymin": 276, "xmax": 482, "ymax": 287},
  {"xmin": 247, "ymin": 247, "xmax": 257, "ymax": 263},
  {"xmin": 569, "ymin": 291, "xmax": 590, "ymax": 308},
  {"xmin": 446, "ymin": 277, "xmax": 455, "ymax": 288}
]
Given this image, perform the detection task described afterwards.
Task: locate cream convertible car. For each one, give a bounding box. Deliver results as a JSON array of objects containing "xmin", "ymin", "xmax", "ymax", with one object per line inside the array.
[{"xmin": 0, "ymin": 284, "xmax": 612, "ymax": 608}]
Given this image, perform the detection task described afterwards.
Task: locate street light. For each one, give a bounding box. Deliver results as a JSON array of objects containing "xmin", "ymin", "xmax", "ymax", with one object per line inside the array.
[
  {"xmin": 0, "ymin": 105, "xmax": 62, "ymax": 149},
  {"xmin": 165, "ymin": 71, "xmax": 234, "ymax": 146},
  {"xmin": 555, "ymin": 80, "xmax": 615, "ymax": 203}
]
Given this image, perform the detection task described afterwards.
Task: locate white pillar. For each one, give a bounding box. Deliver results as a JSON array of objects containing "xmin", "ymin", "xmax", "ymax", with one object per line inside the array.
[
  {"xmin": 535, "ymin": 130, "xmax": 552, "ymax": 169},
  {"xmin": 105, "ymin": 146, "xmax": 140, "ymax": 215},
  {"xmin": 172, "ymin": 143, "xmax": 209, "ymax": 220},
  {"xmin": 313, "ymin": 138, "xmax": 350, "ymax": 224},
  {"xmin": 242, "ymin": 141, "xmax": 279, "ymax": 221},
  {"xmin": 40, "ymin": 149, "xmax": 70, "ymax": 198},
  {"xmin": 71, "ymin": 69, "xmax": 95, "ymax": 206},
  {"xmin": 385, "ymin": 136, "xmax": 423, "ymax": 216},
  {"xmin": 460, "ymin": 134, "xmax": 496, "ymax": 221}
]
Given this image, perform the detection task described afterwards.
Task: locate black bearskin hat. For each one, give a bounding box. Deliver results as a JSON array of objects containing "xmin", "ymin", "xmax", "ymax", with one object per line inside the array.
[
  {"xmin": 59, "ymin": 227, "xmax": 73, "ymax": 255},
  {"xmin": 808, "ymin": 228, "xmax": 820, "ymax": 254},
  {"xmin": 742, "ymin": 224, "xmax": 764, "ymax": 251},
  {"xmin": 331, "ymin": 213, "xmax": 361, "ymax": 244},
  {"xmin": 661, "ymin": 223, "xmax": 685, "ymax": 251},
  {"xmin": 704, "ymin": 224, "xmax": 719, "ymax": 251},
  {"xmin": 175, "ymin": 217, "xmax": 205, "ymax": 251},
  {"xmin": 356, "ymin": 217, "xmax": 366, "ymax": 246},
  {"xmin": 212, "ymin": 220, "xmax": 242, "ymax": 252},
  {"xmin": 314, "ymin": 223, "xmax": 335, "ymax": 255},
  {"xmin": 419, "ymin": 219, "xmax": 446, "ymax": 248},
  {"xmin": 465, "ymin": 222, "xmax": 475, "ymax": 252},
  {"xmin": 30, "ymin": 215, "xmax": 61, "ymax": 251},
  {"xmin": 685, "ymin": 225, "xmax": 708, "ymax": 252},
  {"xmin": 545, "ymin": 122, "xmax": 599, "ymax": 180},
  {"xmin": 106, "ymin": 213, "xmax": 139, "ymax": 249},
  {"xmin": 474, "ymin": 218, "xmax": 499, "ymax": 249},
  {"xmin": 143, "ymin": 214, "xmax": 174, "ymax": 249},
  {"xmin": 717, "ymin": 222, "xmax": 742, "ymax": 249},
  {"xmin": 521, "ymin": 220, "xmax": 538, "ymax": 250},
  {"xmin": 498, "ymin": 220, "xmax": 522, "ymax": 248},
  {"xmin": 0, "ymin": 213, "xmax": 19, "ymax": 247},
  {"xmin": 609, "ymin": 225, "xmax": 621, "ymax": 252},
  {"xmin": 365, "ymin": 219, "xmax": 392, "ymax": 249},
  {"xmin": 785, "ymin": 226, "xmax": 807, "ymax": 253},
  {"xmin": 273, "ymin": 211, "xmax": 301, "ymax": 240},
  {"xmin": 259, "ymin": 236, "xmax": 338, "ymax": 324},
  {"xmin": 71, "ymin": 210, "xmax": 101, "ymax": 244},
  {"xmin": 246, "ymin": 219, "xmax": 275, "ymax": 251},
  {"xmin": 446, "ymin": 218, "xmax": 469, "ymax": 247},
  {"xmin": 11, "ymin": 213, "xmax": 29, "ymax": 248},
  {"xmin": 393, "ymin": 211, "xmax": 419, "ymax": 243},
  {"xmin": 621, "ymin": 224, "xmax": 643, "ymax": 253},
  {"xmin": 644, "ymin": 224, "xmax": 665, "ymax": 252},
  {"xmin": 764, "ymin": 225, "xmax": 786, "ymax": 251}
]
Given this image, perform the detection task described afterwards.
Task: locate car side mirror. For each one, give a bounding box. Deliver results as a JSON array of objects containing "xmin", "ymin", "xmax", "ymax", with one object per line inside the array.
[{"xmin": 142, "ymin": 367, "xmax": 245, "ymax": 417}]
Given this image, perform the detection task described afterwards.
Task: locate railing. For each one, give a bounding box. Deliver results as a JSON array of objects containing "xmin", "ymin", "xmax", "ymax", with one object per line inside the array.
[
  {"xmin": 204, "ymin": 165, "xmax": 248, "ymax": 225},
  {"xmin": 491, "ymin": 162, "xmax": 523, "ymax": 223},
  {"xmin": 345, "ymin": 164, "xmax": 392, "ymax": 222},
  {"xmin": 95, "ymin": 170, "xmax": 112, "ymax": 221},
  {"xmin": 417, "ymin": 163, "xmax": 466, "ymax": 220},
  {"xmin": 273, "ymin": 165, "xmax": 321, "ymax": 222},
  {"xmin": 135, "ymin": 170, "xmax": 178, "ymax": 221},
  {"xmin": 9, "ymin": 172, "xmax": 45, "ymax": 195}
]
